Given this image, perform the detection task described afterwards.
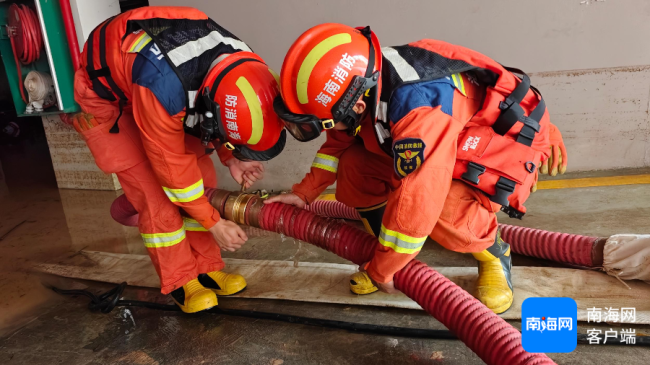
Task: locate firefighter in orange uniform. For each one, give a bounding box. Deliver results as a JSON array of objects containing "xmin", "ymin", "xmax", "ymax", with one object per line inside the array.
[
  {"xmin": 74, "ymin": 7, "xmax": 287, "ymax": 313},
  {"xmin": 267, "ymin": 24, "xmax": 568, "ymax": 314}
]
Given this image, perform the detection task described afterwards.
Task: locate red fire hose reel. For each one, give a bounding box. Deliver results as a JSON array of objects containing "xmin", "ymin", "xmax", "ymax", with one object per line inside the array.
[{"xmin": 7, "ymin": 4, "xmax": 43, "ymax": 104}]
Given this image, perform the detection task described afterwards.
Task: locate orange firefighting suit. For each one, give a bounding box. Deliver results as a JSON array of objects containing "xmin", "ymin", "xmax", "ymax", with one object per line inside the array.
[
  {"xmin": 74, "ymin": 7, "xmax": 232, "ymax": 294},
  {"xmin": 293, "ymin": 72, "xmax": 511, "ymax": 284}
]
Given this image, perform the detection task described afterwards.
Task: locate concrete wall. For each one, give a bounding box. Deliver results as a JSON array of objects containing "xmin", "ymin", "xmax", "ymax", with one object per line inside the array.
[
  {"xmin": 151, "ymin": 0, "xmax": 650, "ymax": 74},
  {"xmin": 145, "ymin": 0, "xmax": 650, "ymax": 189},
  {"xmin": 69, "ymin": 0, "xmax": 121, "ymax": 51},
  {"xmin": 40, "ymin": 0, "xmax": 122, "ymax": 191}
]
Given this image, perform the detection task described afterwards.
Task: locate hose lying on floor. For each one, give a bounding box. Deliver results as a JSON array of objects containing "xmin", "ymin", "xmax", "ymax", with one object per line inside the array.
[
  {"xmin": 111, "ymin": 194, "xmax": 645, "ymax": 277},
  {"xmin": 208, "ymin": 190, "xmax": 555, "ymax": 365},
  {"xmin": 299, "ymin": 198, "xmax": 608, "ymax": 268},
  {"xmin": 499, "ymin": 224, "xmax": 604, "ymax": 268},
  {"xmin": 111, "ymin": 193, "xmax": 603, "ymax": 268}
]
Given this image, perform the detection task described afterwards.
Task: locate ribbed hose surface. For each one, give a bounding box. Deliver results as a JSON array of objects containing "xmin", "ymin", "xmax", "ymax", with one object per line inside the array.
[
  {"xmin": 306, "ymin": 200, "xmax": 362, "ymax": 220},
  {"xmin": 306, "ymin": 199, "xmax": 600, "ymax": 267},
  {"xmin": 499, "ymin": 224, "xmax": 597, "ymax": 267},
  {"xmin": 259, "ymin": 202, "xmax": 555, "ymax": 365}
]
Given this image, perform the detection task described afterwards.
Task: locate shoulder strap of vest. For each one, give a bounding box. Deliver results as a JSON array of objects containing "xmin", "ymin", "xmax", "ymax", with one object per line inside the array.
[
  {"xmin": 492, "ymin": 66, "xmax": 545, "ymax": 147},
  {"xmin": 132, "ymin": 20, "xmax": 192, "ymax": 123},
  {"xmin": 86, "ymin": 16, "xmax": 127, "ymax": 134}
]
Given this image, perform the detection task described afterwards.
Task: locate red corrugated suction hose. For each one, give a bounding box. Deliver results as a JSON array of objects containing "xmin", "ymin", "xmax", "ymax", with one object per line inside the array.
[
  {"xmin": 305, "ymin": 199, "xmax": 362, "ymax": 220},
  {"xmin": 8, "ymin": 4, "xmax": 43, "ymax": 104},
  {"xmin": 110, "ymin": 194, "xmax": 139, "ymax": 227},
  {"xmin": 111, "ymin": 188, "xmax": 220, "ymax": 228},
  {"xmin": 257, "ymin": 201, "xmax": 554, "ymax": 365},
  {"xmin": 110, "ymin": 191, "xmax": 555, "ymax": 363},
  {"xmin": 303, "ymin": 199, "xmax": 605, "ymax": 267},
  {"xmin": 499, "ymin": 224, "xmax": 603, "ymax": 267},
  {"xmin": 110, "ymin": 192, "xmax": 604, "ymax": 269}
]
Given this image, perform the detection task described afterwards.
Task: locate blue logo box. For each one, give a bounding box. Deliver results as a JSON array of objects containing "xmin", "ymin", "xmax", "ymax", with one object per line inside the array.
[{"xmin": 522, "ymin": 297, "xmax": 577, "ymax": 353}]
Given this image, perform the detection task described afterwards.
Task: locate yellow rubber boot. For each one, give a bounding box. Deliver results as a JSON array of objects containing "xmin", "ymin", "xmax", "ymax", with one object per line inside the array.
[
  {"xmin": 349, "ymin": 202, "xmax": 386, "ymax": 295},
  {"xmin": 472, "ymin": 233, "xmax": 514, "ymax": 314},
  {"xmin": 170, "ymin": 278, "xmax": 218, "ymax": 313},
  {"xmin": 349, "ymin": 271, "xmax": 379, "ymax": 295},
  {"xmin": 198, "ymin": 271, "xmax": 247, "ymax": 296}
]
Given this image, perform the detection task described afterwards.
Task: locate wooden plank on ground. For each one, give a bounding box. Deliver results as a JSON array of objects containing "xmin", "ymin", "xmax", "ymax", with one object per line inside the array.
[{"xmin": 33, "ymin": 251, "xmax": 650, "ymax": 324}]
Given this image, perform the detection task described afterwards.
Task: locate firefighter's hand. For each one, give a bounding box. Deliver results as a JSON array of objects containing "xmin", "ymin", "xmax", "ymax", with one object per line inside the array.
[
  {"xmin": 540, "ymin": 123, "xmax": 568, "ymax": 177},
  {"xmin": 263, "ymin": 192, "xmax": 306, "ymax": 209},
  {"xmin": 209, "ymin": 219, "xmax": 248, "ymax": 252},
  {"xmin": 360, "ymin": 262, "xmax": 400, "ymax": 294},
  {"xmin": 376, "ymin": 280, "xmax": 398, "ymax": 294},
  {"xmin": 227, "ymin": 159, "xmax": 264, "ymax": 189}
]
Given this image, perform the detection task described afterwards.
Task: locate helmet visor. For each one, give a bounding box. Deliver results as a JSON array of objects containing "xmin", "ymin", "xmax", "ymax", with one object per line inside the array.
[{"xmin": 273, "ymin": 96, "xmax": 327, "ymax": 142}]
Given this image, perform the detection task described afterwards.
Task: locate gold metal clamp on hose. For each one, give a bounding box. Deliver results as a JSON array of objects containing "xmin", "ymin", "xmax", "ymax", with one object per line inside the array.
[{"xmin": 211, "ymin": 190, "xmax": 265, "ymax": 227}]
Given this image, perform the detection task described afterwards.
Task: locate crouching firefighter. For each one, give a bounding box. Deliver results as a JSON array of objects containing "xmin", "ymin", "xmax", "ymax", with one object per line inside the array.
[
  {"xmin": 73, "ymin": 7, "xmax": 287, "ymax": 313},
  {"xmin": 267, "ymin": 24, "xmax": 568, "ymax": 314}
]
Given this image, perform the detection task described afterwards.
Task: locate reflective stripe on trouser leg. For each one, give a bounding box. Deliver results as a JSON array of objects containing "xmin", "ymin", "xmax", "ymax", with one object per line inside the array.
[
  {"xmin": 312, "ymin": 153, "xmax": 339, "ymax": 173},
  {"xmin": 162, "ymin": 179, "xmax": 204, "ymax": 203},
  {"xmin": 141, "ymin": 226, "xmax": 187, "ymax": 248},
  {"xmin": 356, "ymin": 201, "xmax": 387, "ymax": 236},
  {"xmin": 378, "ymin": 225, "xmax": 426, "ymax": 254}
]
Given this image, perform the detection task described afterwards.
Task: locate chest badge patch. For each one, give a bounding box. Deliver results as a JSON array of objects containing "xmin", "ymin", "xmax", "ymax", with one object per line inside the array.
[{"xmin": 393, "ymin": 138, "xmax": 426, "ymax": 178}]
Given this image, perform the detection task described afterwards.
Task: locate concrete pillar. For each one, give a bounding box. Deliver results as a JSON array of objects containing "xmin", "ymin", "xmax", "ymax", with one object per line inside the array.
[
  {"xmin": 42, "ymin": 115, "xmax": 121, "ymax": 190},
  {"xmin": 40, "ymin": 0, "xmax": 122, "ymax": 190}
]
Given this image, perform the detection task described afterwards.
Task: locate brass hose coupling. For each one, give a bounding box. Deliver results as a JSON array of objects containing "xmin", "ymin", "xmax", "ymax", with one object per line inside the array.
[{"xmin": 210, "ymin": 190, "xmax": 265, "ymax": 227}]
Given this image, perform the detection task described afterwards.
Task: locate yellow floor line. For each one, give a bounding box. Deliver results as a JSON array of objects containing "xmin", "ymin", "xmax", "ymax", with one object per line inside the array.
[
  {"xmin": 316, "ymin": 174, "xmax": 650, "ymax": 201},
  {"xmin": 536, "ymin": 174, "xmax": 650, "ymax": 190}
]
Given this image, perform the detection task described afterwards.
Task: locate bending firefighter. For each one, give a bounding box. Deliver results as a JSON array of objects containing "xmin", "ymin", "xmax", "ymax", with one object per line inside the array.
[
  {"xmin": 267, "ymin": 24, "xmax": 568, "ymax": 313},
  {"xmin": 73, "ymin": 7, "xmax": 286, "ymax": 313}
]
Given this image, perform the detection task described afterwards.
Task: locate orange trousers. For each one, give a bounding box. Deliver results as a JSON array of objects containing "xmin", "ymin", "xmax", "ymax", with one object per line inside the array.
[
  {"xmin": 76, "ymin": 111, "xmax": 224, "ymax": 294},
  {"xmin": 335, "ymin": 144, "xmax": 499, "ymax": 253}
]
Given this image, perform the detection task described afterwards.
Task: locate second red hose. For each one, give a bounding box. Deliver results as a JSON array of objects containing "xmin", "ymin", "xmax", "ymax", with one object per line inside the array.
[{"xmin": 258, "ymin": 202, "xmax": 555, "ymax": 365}]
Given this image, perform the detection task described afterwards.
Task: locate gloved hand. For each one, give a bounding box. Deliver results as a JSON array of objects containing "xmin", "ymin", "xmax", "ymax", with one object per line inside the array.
[
  {"xmin": 227, "ymin": 158, "xmax": 264, "ymax": 189},
  {"xmin": 540, "ymin": 123, "xmax": 568, "ymax": 177},
  {"xmin": 263, "ymin": 192, "xmax": 307, "ymax": 209}
]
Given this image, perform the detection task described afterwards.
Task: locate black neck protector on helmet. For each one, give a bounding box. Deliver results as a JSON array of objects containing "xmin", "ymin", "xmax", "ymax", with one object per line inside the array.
[
  {"xmin": 275, "ymin": 26, "xmax": 379, "ymax": 142},
  {"xmin": 332, "ymin": 26, "xmax": 379, "ymax": 136},
  {"xmin": 199, "ymin": 58, "xmax": 286, "ymax": 162}
]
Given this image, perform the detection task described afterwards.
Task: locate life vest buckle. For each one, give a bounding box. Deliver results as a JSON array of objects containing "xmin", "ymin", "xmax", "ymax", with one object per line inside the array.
[
  {"xmin": 491, "ymin": 177, "xmax": 516, "ymax": 207},
  {"xmin": 462, "ymin": 162, "xmax": 486, "ymax": 185}
]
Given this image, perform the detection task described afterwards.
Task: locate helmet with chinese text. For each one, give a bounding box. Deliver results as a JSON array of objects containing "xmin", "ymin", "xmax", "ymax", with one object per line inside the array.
[
  {"xmin": 199, "ymin": 52, "xmax": 286, "ymax": 161},
  {"xmin": 276, "ymin": 23, "xmax": 382, "ymax": 141}
]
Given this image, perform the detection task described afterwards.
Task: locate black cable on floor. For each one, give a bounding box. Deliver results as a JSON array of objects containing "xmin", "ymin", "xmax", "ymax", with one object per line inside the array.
[{"xmin": 50, "ymin": 283, "xmax": 649, "ymax": 347}]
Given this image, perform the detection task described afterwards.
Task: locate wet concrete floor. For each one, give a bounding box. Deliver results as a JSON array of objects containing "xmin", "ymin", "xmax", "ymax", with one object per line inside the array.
[{"xmin": 1, "ymin": 141, "xmax": 649, "ymax": 364}]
